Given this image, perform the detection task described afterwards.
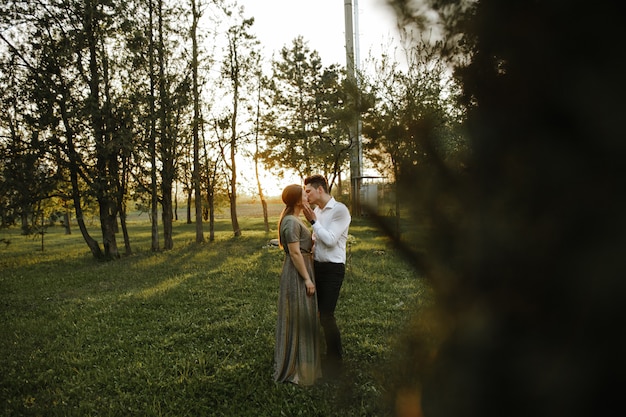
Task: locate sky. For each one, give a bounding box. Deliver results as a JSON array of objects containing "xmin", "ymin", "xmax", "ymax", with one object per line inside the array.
[
  {"xmin": 238, "ymin": 0, "xmax": 401, "ymax": 70},
  {"xmin": 230, "ymin": 0, "xmax": 402, "ymax": 196}
]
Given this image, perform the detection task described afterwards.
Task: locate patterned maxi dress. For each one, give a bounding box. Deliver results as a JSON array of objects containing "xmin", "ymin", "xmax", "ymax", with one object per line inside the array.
[{"xmin": 274, "ymin": 215, "xmax": 322, "ymax": 385}]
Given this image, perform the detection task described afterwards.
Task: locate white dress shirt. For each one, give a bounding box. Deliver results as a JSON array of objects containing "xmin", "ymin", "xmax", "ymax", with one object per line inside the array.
[{"xmin": 311, "ymin": 197, "xmax": 351, "ymax": 263}]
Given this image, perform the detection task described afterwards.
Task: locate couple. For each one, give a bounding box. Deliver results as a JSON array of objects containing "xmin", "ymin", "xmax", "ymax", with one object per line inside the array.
[{"xmin": 273, "ymin": 174, "xmax": 351, "ymax": 386}]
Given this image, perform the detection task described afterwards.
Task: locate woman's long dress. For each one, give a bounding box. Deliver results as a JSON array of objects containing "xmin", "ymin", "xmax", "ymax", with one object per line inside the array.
[{"xmin": 274, "ymin": 215, "xmax": 322, "ymax": 386}]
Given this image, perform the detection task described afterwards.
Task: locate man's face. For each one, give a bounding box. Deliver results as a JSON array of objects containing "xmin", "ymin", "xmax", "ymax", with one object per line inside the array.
[{"xmin": 304, "ymin": 184, "xmax": 320, "ymax": 205}]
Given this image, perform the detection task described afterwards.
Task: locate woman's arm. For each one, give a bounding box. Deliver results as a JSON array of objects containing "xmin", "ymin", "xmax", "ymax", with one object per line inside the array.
[{"xmin": 287, "ymin": 241, "xmax": 315, "ymax": 296}]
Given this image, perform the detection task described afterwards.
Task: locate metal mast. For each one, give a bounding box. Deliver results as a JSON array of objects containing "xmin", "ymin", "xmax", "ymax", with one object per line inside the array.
[{"xmin": 344, "ymin": 0, "xmax": 362, "ymax": 214}]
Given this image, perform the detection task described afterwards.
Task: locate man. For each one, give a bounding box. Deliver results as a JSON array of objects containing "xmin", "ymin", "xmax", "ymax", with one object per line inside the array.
[{"xmin": 303, "ymin": 174, "xmax": 351, "ymax": 378}]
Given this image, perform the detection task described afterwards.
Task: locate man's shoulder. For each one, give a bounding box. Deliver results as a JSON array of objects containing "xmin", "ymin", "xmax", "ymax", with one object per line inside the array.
[
  {"xmin": 328, "ymin": 198, "xmax": 350, "ymax": 215},
  {"xmin": 326, "ymin": 197, "xmax": 342, "ymax": 209},
  {"xmin": 336, "ymin": 201, "xmax": 349, "ymax": 212}
]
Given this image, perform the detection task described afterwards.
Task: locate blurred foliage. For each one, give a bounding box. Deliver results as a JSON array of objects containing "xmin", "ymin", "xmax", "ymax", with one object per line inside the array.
[{"xmin": 382, "ymin": 0, "xmax": 626, "ymax": 416}]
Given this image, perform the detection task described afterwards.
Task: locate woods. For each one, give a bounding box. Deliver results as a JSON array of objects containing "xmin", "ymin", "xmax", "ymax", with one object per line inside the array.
[
  {"xmin": 379, "ymin": 1, "xmax": 626, "ymax": 416},
  {"xmin": 3, "ymin": 0, "xmax": 625, "ymax": 415},
  {"xmin": 0, "ymin": 0, "xmax": 465, "ymax": 259}
]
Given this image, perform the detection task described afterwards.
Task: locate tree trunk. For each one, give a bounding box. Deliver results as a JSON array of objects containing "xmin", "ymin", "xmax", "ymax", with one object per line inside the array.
[
  {"xmin": 191, "ymin": 0, "xmax": 204, "ymax": 243},
  {"xmin": 186, "ymin": 191, "xmax": 192, "ymax": 224},
  {"xmin": 59, "ymin": 93, "xmax": 102, "ymax": 259},
  {"xmin": 63, "ymin": 203, "xmax": 71, "ymax": 235},
  {"xmin": 229, "ymin": 191, "xmax": 240, "ymax": 237},
  {"xmin": 150, "ymin": 144, "xmax": 159, "ymax": 252},
  {"xmin": 149, "ymin": 0, "xmax": 159, "ymax": 252},
  {"xmin": 39, "ymin": 209, "xmax": 45, "ymax": 252},
  {"xmin": 254, "ymin": 74, "xmax": 270, "ymax": 233},
  {"xmin": 337, "ymin": 171, "xmax": 343, "ymax": 197},
  {"xmin": 162, "ymin": 181, "xmax": 174, "ymax": 250},
  {"xmin": 119, "ymin": 210, "xmax": 131, "ymax": 256},
  {"xmin": 98, "ymin": 199, "xmax": 119, "ymax": 259},
  {"xmin": 157, "ymin": 0, "xmax": 174, "ymax": 251},
  {"xmin": 229, "ymin": 165, "xmax": 241, "ymax": 237},
  {"xmin": 174, "ymin": 181, "xmax": 178, "ymax": 221},
  {"xmin": 394, "ymin": 167, "xmax": 401, "ymax": 240},
  {"xmin": 201, "ymin": 122, "xmax": 215, "ymax": 242},
  {"xmin": 20, "ymin": 211, "xmax": 29, "ymax": 235},
  {"xmin": 230, "ymin": 82, "xmax": 240, "ymax": 237},
  {"xmin": 85, "ymin": 0, "xmax": 118, "ymax": 259},
  {"xmin": 256, "ymin": 168, "xmax": 269, "ymax": 234},
  {"xmin": 208, "ymin": 188, "xmax": 215, "ymax": 242}
]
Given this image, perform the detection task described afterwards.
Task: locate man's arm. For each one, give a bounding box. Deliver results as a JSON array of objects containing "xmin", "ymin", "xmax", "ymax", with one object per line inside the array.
[{"xmin": 312, "ymin": 204, "xmax": 351, "ymax": 247}]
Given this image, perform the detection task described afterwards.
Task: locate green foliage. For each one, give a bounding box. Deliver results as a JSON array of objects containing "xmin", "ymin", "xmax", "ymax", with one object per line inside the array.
[
  {"xmin": 362, "ymin": 35, "xmax": 468, "ymax": 181},
  {"xmin": 262, "ymin": 37, "xmax": 352, "ymax": 181},
  {"xmin": 0, "ymin": 217, "xmax": 427, "ymax": 416},
  {"xmin": 377, "ymin": 2, "xmax": 626, "ymax": 416}
]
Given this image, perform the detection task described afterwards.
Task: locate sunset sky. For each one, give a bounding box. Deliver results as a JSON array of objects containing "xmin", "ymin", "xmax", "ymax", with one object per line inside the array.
[{"xmin": 238, "ymin": 0, "xmax": 400, "ymax": 69}]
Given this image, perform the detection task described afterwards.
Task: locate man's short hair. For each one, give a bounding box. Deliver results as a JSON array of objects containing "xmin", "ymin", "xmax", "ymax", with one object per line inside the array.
[{"xmin": 304, "ymin": 174, "xmax": 329, "ymax": 193}]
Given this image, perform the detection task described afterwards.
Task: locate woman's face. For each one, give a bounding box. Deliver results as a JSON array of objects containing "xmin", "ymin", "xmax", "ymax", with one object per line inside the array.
[{"xmin": 300, "ymin": 188, "xmax": 308, "ymax": 206}]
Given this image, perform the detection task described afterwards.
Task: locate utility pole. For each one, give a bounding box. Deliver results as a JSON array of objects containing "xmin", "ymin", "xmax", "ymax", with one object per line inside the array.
[{"xmin": 344, "ymin": 0, "xmax": 362, "ymax": 215}]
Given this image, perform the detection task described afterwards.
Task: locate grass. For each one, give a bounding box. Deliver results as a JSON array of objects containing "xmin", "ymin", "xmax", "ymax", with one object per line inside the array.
[{"xmin": 0, "ymin": 211, "xmax": 428, "ymax": 416}]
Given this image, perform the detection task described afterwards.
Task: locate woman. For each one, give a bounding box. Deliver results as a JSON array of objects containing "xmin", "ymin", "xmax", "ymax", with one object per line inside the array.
[{"xmin": 273, "ymin": 184, "xmax": 322, "ymax": 386}]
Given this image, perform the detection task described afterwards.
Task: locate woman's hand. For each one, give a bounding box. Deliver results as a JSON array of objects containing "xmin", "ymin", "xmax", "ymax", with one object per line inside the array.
[
  {"xmin": 304, "ymin": 278, "xmax": 315, "ymax": 296},
  {"xmin": 287, "ymin": 242, "xmax": 316, "ymax": 296},
  {"xmin": 302, "ymin": 204, "xmax": 316, "ymax": 224}
]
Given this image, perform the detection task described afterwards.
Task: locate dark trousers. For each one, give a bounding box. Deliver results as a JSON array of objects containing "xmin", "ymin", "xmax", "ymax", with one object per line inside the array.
[{"xmin": 314, "ymin": 261, "xmax": 345, "ymax": 364}]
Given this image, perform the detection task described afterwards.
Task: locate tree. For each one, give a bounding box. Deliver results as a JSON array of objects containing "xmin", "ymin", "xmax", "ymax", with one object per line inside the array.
[
  {"xmin": 190, "ymin": 0, "xmax": 204, "ymax": 243},
  {"xmin": 262, "ymin": 36, "xmax": 352, "ymax": 185},
  {"xmin": 82, "ymin": 0, "xmax": 126, "ymax": 259},
  {"xmin": 1, "ymin": 0, "xmax": 198, "ymax": 258},
  {"xmin": 127, "ymin": 0, "xmax": 193, "ymax": 251},
  {"xmin": 147, "ymin": 0, "xmax": 161, "ymax": 252},
  {"xmin": 155, "ymin": 0, "xmax": 173, "ymax": 250},
  {"xmin": 1, "ymin": 1, "xmax": 110, "ymax": 258},
  {"xmin": 218, "ymin": 4, "xmax": 259, "ymax": 237},
  {"xmin": 381, "ymin": 1, "xmax": 626, "ymax": 416},
  {"xmin": 362, "ymin": 35, "xmax": 465, "ymax": 236},
  {"xmin": 252, "ymin": 64, "xmax": 270, "ymax": 233},
  {"xmin": 0, "ymin": 50, "xmax": 59, "ymax": 232}
]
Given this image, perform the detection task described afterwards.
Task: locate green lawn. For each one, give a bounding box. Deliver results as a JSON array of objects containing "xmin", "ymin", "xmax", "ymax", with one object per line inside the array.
[{"xmin": 0, "ymin": 215, "xmax": 427, "ymax": 416}]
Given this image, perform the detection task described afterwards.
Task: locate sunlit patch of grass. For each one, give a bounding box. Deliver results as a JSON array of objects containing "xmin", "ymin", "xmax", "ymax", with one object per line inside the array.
[{"xmin": 129, "ymin": 273, "xmax": 193, "ymax": 299}]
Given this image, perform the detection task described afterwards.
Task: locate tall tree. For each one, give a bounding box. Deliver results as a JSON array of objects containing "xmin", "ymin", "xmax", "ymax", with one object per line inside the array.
[
  {"xmin": 1, "ymin": 1, "xmax": 125, "ymax": 259},
  {"xmin": 262, "ymin": 37, "xmax": 352, "ymax": 184},
  {"xmin": 362, "ymin": 36, "xmax": 464, "ymax": 235},
  {"xmin": 202, "ymin": 120, "xmax": 221, "ymax": 242},
  {"xmin": 156, "ymin": 0, "xmax": 174, "ymax": 250},
  {"xmin": 1, "ymin": 0, "xmax": 206, "ymax": 257},
  {"xmin": 190, "ymin": 0, "xmax": 204, "ymax": 243},
  {"xmin": 142, "ymin": 0, "xmax": 192, "ymax": 251},
  {"xmin": 82, "ymin": 0, "xmax": 123, "ymax": 259},
  {"xmin": 147, "ymin": 0, "xmax": 160, "ymax": 251},
  {"xmin": 0, "ymin": 50, "xmax": 57, "ymax": 232},
  {"xmin": 252, "ymin": 65, "xmax": 270, "ymax": 233},
  {"xmin": 218, "ymin": 4, "xmax": 258, "ymax": 237}
]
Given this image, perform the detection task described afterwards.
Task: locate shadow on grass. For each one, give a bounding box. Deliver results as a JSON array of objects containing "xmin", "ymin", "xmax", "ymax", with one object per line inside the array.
[{"xmin": 0, "ymin": 217, "xmax": 423, "ymax": 416}]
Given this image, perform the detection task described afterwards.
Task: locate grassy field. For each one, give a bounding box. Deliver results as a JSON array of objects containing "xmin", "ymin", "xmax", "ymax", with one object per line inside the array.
[{"xmin": 0, "ymin": 206, "xmax": 428, "ymax": 416}]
